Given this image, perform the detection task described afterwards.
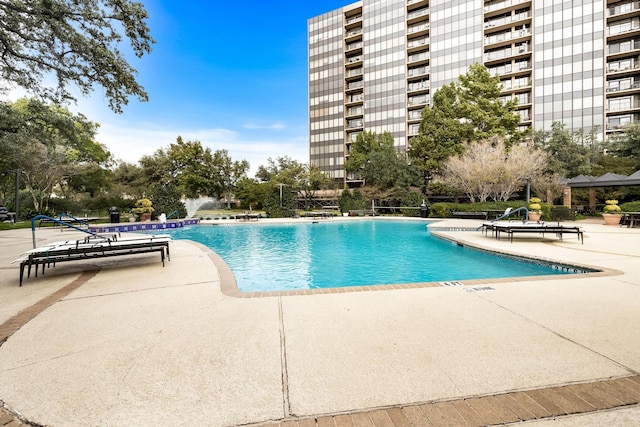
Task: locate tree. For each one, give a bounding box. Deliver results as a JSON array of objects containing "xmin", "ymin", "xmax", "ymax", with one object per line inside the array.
[
  {"xmin": 167, "ymin": 137, "xmax": 214, "ymax": 198},
  {"xmin": 533, "ymin": 121, "xmax": 592, "ymax": 178},
  {"xmin": 1, "ymin": 98, "xmax": 108, "ymax": 212},
  {"xmin": 110, "ymin": 161, "xmax": 148, "ymax": 200},
  {"xmin": 438, "ymin": 138, "xmax": 547, "ymax": 202},
  {"xmin": 213, "ymin": 149, "xmax": 249, "ymax": 209},
  {"xmin": 345, "ymin": 130, "xmax": 418, "ymax": 190},
  {"xmin": 0, "ymin": 0, "xmax": 154, "ymax": 113},
  {"xmin": 409, "ymin": 63, "xmax": 523, "ymax": 186},
  {"xmin": 298, "ymin": 165, "xmax": 333, "ymax": 210},
  {"xmin": 150, "ymin": 184, "xmax": 187, "ymax": 219},
  {"xmin": 256, "ymin": 156, "xmax": 331, "ymax": 209},
  {"xmin": 609, "ymin": 122, "xmax": 640, "ymax": 170}
]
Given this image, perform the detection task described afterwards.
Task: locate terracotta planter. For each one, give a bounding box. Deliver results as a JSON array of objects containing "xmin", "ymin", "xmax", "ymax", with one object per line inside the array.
[
  {"xmin": 528, "ymin": 212, "xmax": 541, "ymax": 222},
  {"xmin": 140, "ymin": 213, "xmax": 152, "ymax": 222},
  {"xmin": 602, "ymin": 213, "xmax": 621, "ymax": 226}
]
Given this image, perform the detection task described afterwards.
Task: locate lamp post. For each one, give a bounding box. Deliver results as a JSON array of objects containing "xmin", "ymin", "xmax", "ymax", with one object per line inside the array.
[
  {"xmin": 277, "ymin": 183, "xmax": 286, "ymax": 207},
  {"xmin": 4, "ymin": 169, "xmax": 19, "ymax": 222},
  {"xmin": 526, "ymin": 176, "xmax": 531, "ymax": 205}
]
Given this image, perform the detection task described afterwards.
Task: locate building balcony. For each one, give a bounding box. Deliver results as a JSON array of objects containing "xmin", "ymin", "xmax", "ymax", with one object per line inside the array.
[
  {"xmin": 408, "ymin": 79, "xmax": 429, "ymax": 92},
  {"xmin": 608, "ymin": 22, "xmax": 640, "ymax": 37},
  {"xmin": 484, "ymin": 0, "xmax": 531, "ymax": 14},
  {"xmin": 407, "ymin": 36, "xmax": 430, "ymax": 49},
  {"xmin": 407, "ymin": 65, "xmax": 429, "ymax": 77},
  {"xmin": 346, "ymin": 67, "xmax": 363, "ymax": 78},
  {"xmin": 484, "ymin": 11, "xmax": 531, "ymax": 30},
  {"xmin": 607, "ymin": 60, "xmax": 640, "ymax": 73},
  {"xmin": 345, "ymin": 93, "xmax": 364, "ymax": 105},
  {"xmin": 607, "ymin": 2, "xmax": 640, "ymax": 18},
  {"xmin": 606, "ymin": 80, "xmax": 640, "ymax": 93},
  {"xmin": 407, "ymin": 6, "xmax": 429, "ymax": 22},
  {"xmin": 485, "ymin": 28, "xmax": 531, "ymax": 46},
  {"xmin": 346, "ymin": 119, "xmax": 364, "ymax": 129},
  {"xmin": 345, "ymin": 14, "xmax": 362, "ymax": 25},
  {"xmin": 407, "ymin": 109, "xmax": 423, "ymax": 122},
  {"xmin": 408, "ymin": 51, "xmax": 430, "ymax": 64},
  {"xmin": 408, "ymin": 94, "xmax": 430, "ymax": 106},
  {"xmin": 407, "ymin": 21, "xmax": 429, "ymax": 35},
  {"xmin": 346, "ymin": 55, "xmax": 363, "ymax": 65},
  {"xmin": 345, "ymin": 80, "xmax": 363, "ymax": 91}
]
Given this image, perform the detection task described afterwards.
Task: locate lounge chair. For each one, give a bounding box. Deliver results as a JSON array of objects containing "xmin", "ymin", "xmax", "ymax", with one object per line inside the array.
[{"xmin": 12, "ymin": 234, "xmax": 172, "ymax": 286}]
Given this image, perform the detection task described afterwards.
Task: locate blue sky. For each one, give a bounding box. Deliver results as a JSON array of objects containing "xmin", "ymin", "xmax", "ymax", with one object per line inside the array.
[{"xmin": 67, "ymin": 0, "xmax": 349, "ymax": 175}]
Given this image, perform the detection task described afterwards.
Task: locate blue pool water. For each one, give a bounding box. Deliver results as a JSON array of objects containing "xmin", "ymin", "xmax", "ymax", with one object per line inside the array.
[{"xmin": 160, "ymin": 220, "xmax": 578, "ymax": 292}]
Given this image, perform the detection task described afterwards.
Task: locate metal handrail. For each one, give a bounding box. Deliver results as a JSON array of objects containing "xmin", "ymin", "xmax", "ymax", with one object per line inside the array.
[
  {"xmin": 31, "ymin": 214, "xmax": 100, "ymax": 249},
  {"xmin": 492, "ymin": 206, "xmax": 530, "ymax": 222}
]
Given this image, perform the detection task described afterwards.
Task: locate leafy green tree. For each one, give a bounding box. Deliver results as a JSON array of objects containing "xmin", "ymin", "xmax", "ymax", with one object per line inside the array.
[
  {"xmin": 533, "ymin": 121, "xmax": 591, "ymax": 178},
  {"xmin": 167, "ymin": 137, "xmax": 214, "ymax": 198},
  {"xmin": 346, "ymin": 130, "xmax": 418, "ymax": 190},
  {"xmin": 0, "ymin": 0, "xmax": 154, "ymax": 113},
  {"xmin": 234, "ymin": 177, "xmax": 268, "ymax": 210},
  {"xmin": 409, "ymin": 63, "xmax": 523, "ymax": 185},
  {"xmin": 213, "ymin": 149, "xmax": 250, "ymax": 209},
  {"xmin": 0, "ymin": 98, "xmax": 108, "ymax": 211},
  {"xmin": 256, "ymin": 156, "xmax": 331, "ymax": 209},
  {"xmin": 297, "ymin": 165, "xmax": 333, "ymax": 210},
  {"xmin": 338, "ymin": 188, "xmax": 368, "ymax": 214},
  {"xmin": 263, "ymin": 184, "xmax": 296, "ymax": 218},
  {"xmin": 109, "ymin": 161, "xmax": 148, "ymax": 200},
  {"xmin": 609, "ymin": 122, "xmax": 640, "ymax": 170},
  {"xmin": 150, "ymin": 184, "xmax": 187, "ymax": 219}
]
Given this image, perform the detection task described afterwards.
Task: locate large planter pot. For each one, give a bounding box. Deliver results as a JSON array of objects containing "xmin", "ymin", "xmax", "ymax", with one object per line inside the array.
[
  {"xmin": 140, "ymin": 213, "xmax": 152, "ymax": 222},
  {"xmin": 602, "ymin": 213, "xmax": 621, "ymax": 226},
  {"xmin": 528, "ymin": 212, "xmax": 541, "ymax": 222}
]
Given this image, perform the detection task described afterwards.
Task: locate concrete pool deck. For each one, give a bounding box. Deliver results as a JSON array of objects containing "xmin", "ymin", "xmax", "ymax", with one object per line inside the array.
[{"xmin": 0, "ymin": 217, "xmax": 639, "ymax": 426}]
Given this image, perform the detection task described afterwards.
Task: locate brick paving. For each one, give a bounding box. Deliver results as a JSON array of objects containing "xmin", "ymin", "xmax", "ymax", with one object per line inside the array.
[{"xmin": 247, "ymin": 376, "xmax": 640, "ymax": 426}]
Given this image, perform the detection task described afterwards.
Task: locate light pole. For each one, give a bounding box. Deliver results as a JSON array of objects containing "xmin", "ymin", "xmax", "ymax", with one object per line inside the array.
[
  {"xmin": 4, "ymin": 169, "xmax": 19, "ymax": 222},
  {"xmin": 277, "ymin": 183, "xmax": 286, "ymax": 207},
  {"xmin": 526, "ymin": 176, "xmax": 531, "ymax": 205}
]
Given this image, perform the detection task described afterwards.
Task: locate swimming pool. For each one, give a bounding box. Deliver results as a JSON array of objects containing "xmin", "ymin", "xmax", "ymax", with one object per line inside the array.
[{"xmin": 162, "ymin": 219, "xmax": 580, "ymax": 292}]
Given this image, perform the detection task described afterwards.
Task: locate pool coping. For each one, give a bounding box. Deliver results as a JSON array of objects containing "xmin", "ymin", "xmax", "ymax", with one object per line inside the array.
[{"xmin": 190, "ymin": 222, "xmax": 622, "ymax": 299}]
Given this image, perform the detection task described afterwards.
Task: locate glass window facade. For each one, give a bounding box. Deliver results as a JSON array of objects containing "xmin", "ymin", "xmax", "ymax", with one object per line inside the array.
[{"xmin": 309, "ymin": 0, "xmax": 638, "ymax": 182}]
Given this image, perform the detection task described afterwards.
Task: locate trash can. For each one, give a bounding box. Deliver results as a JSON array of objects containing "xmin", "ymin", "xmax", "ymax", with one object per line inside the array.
[
  {"xmin": 420, "ymin": 203, "xmax": 429, "ymax": 218},
  {"xmin": 109, "ymin": 207, "xmax": 120, "ymax": 223}
]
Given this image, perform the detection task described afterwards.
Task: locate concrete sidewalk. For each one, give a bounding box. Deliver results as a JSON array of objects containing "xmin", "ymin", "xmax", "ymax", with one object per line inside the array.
[{"xmin": 0, "ymin": 218, "xmax": 639, "ymax": 426}]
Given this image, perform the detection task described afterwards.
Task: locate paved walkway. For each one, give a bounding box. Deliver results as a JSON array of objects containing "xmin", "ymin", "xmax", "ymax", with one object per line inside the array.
[{"xmin": 1, "ymin": 218, "xmax": 639, "ymax": 426}]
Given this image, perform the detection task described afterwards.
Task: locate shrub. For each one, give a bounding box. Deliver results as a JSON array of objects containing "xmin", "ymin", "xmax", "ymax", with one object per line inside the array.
[{"xmin": 603, "ymin": 199, "xmax": 621, "ymax": 213}]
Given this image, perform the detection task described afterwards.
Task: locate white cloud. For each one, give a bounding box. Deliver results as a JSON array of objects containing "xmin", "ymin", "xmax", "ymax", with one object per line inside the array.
[
  {"xmin": 243, "ymin": 121, "xmax": 287, "ymax": 130},
  {"xmin": 97, "ymin": 123, "xmax": 308, "ymax": 176}
]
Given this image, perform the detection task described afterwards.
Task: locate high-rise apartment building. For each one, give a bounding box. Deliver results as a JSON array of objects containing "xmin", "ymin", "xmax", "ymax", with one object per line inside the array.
[{"xmin": 309, "ymin": 0, "xmax": 637, "ymax": 184}]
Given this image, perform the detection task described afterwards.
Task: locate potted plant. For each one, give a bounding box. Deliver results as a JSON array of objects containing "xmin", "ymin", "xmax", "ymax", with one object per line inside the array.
[
  {"xmin": 528, "ymin": 197, "xmax": 542, "ymax": 222},
  {"xmin": 602, "ymin": 199, "xmax": 622, "ymax": 225},
  {"xmin": 133, "ymin": 198, "xmax": 154, "ymax": 221}
]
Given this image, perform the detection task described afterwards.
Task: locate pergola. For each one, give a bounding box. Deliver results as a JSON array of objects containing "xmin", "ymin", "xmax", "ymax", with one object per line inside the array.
[{"xmin": 564, "ymin": 170, "xmax": 640, "ymax": 212}]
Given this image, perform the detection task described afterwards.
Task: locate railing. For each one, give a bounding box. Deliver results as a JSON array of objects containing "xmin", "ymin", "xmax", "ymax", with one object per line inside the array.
[
  {"xmin": 31, "ymin": 214, "xmax": 101, "ymax": 249},
  {"xmin": 407, "ymin": 7, "xmax": 429, "ymax": 20},
  {"xmin": 407, "ymin": 22, "xmax": 429, "ymax": 34},
  {"xmin": 408, "ymin": 36, "xmax": 429, "ymax": 48},
  {"xmin": 408, "ymin": 65, "xmax": 429, "ymax": 76},
  {"xmin": 484, "ymin": 0, "xmax": 529, "ymax": 13},
  {"xmin": 408, "ymin": 51, "xmax": 430, "ymax": 63},
  {"xmin": 608, "ymin": 2, "xmax": 640, "ymax": 17},
  {"xmin": 607, "ymin": 81, "xmax": 640, "ymax": 91}
]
